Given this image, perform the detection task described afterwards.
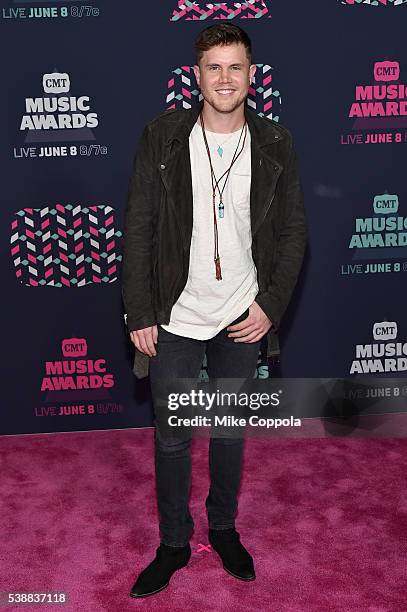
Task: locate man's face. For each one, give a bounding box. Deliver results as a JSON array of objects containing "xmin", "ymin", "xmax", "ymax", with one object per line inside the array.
[{"xmin": 193, "ymin": 43, "xmax": 256, "ymax": 115}]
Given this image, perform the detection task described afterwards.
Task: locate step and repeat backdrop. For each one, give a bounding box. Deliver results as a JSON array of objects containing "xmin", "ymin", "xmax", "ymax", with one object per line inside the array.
[{"xmin": 1, "ymin": 1, "xmax": 406, "ymax": 435}]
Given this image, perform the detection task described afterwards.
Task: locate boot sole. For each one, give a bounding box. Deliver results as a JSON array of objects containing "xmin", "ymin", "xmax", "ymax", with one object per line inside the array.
[
  {"xmin": 129, "ymin": 581, "xmax": 170, "ymax": 598},
  {"xmin": 129, "ymin": 556, "xmax": 191, "ymax": 598},
  {"xmin": 209, "ymin": 541, "xmax": 255, "ymax": 581},
  {"xmin": 223, "ymin": 565, "xmax": 256, "ymax": 581}
]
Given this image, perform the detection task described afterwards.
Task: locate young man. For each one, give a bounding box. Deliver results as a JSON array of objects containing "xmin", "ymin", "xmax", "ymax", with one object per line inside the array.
[{"xmin": 122, "ymin": 24, "xmax": 307, "ymax": 597}]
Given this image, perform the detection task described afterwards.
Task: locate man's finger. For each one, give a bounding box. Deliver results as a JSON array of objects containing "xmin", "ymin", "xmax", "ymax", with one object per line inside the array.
[
  {"xmin": 227, "ymin": 318, "xmax": 253, "ymax": 332},
  {"xmin": 138, "ymin": 331, "xmax": 153, "ymax": 357},
  {"xmin": 234, "ymin": 329, "xmax": 263, "ymax": 343},
  {"xmin": 130, "ymin": 328, "xmax": 157, "ymax": 356},
  {"xmin": 130, "ymin": 332, "xmax": 140, "ymax": 351},
  {"xmin": 228, "ymin": 323, "xmax": 256, "ymax": 338},
  {"xmin": 152, "ymin": 325, "xmax": 158, "ymax": 344},
  {"xmin": 144, "ymin": 329, "xmax": 157, "ymax": 356},
  {"xmin": 136, "ymin": 332, "xmax": 148, "ymax": 355}
]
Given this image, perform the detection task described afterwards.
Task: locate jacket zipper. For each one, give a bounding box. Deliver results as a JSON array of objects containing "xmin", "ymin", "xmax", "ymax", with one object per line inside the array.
[{"xmin": 258, "ymin": 190, "xmax": 276, "ymax": 230}]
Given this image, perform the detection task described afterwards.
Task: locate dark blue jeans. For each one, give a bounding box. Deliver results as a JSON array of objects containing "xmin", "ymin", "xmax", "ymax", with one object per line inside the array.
[{"xmin": 149, "ymin": 309, "xmax": 261, "ymax": 547}]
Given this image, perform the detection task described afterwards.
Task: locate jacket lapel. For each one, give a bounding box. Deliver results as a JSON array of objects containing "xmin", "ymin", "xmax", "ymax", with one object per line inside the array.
[
  {"xmin": 159, "ymin": 140, "xmax": 194, "ymax": 251},
  {"xmin": 158, "ymin": 103, "xmax": 202, "ymax": 251},
  {"xmin": 245, "ymin": 107, "xmax": 283, "ymax": 237}
]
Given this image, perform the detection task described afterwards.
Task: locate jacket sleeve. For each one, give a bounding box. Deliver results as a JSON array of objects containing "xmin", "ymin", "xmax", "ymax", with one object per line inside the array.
[
  {"xmin": 254, "ymin": 136, "xmax": 308, "ymax": 330},
  {"xmin": 122, "ymin": 124, "xmax": 157, "ymax": 331}
]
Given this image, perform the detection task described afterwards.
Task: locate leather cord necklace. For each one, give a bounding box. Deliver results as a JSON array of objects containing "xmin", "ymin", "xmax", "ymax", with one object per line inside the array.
[{"xmin": 200, "ymin": 112, "xmax": 248, "ymax": 280}]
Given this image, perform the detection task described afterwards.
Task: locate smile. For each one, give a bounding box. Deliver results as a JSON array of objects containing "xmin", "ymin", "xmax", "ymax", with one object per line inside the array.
[{"xmin": 216, "ymin": 89, "xmax": 235, "ymax": 95}]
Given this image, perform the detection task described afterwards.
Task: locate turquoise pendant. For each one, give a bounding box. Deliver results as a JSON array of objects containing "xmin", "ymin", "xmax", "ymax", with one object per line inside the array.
[
  {"xmin": 217, "ymin": 146, "xmax": 223, "ymax": 157},
  {"xmin": 219, "ymin": 204, "xmax": 224, "ymax": 219}
]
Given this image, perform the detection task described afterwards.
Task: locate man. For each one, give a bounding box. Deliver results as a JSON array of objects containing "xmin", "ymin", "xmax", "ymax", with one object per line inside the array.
[{"xmin": 122, "ymin": 24, "xmax": 307, "ymax": 598}]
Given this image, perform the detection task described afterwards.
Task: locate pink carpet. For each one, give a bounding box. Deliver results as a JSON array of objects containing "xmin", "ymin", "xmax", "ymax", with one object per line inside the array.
[{"xmin": 0, "ymin": 427, "xmax": 406, "ymax": 612}]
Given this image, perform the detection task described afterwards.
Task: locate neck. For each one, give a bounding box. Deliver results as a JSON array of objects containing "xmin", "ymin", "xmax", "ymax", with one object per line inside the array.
[{"xmin": 200, "ymin": 101, "xmax": 245, "ymax": 133}]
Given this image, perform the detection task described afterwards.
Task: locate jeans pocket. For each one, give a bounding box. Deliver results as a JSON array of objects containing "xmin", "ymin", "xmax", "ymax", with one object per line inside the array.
[{"xmin": 230, "ymin": 308, "xmax": 249, "ymax": 326}]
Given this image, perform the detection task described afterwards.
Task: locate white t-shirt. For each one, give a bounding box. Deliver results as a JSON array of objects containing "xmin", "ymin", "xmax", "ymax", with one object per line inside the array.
[{"xmin": 160, "ymin": 121, "xmax": 258, "ymax": 339}]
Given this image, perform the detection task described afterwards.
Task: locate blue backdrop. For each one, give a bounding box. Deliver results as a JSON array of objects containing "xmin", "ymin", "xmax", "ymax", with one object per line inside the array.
[{"xmin": 1, "ymin": 0, "xmax": 406, "ymax": 434}]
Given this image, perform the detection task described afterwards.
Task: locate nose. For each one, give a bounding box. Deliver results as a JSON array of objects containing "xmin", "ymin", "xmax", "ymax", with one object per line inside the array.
[{"xmin": 219, "ymin": 68, "xmax": 232, "ymax": 83}]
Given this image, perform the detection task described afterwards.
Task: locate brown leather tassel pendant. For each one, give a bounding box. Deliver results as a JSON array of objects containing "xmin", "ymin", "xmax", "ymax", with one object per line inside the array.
[
  {"xmin": 214, "ymin": 256, "xmax": 222, "ymax": 281},
  {"xmin": 200, "ymin": 112, "xmax": 248, "ymax": 282}
]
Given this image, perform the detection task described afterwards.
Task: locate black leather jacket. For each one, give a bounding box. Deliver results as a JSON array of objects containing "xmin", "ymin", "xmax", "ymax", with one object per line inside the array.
[{"xmin": 122, "ymin": 101, "xmax": 308, "ymax": 378}]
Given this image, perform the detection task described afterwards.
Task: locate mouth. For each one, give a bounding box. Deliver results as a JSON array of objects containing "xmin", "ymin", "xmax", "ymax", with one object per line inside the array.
[{"xmin": 216, "ymin": 89, "xmax": 236, "ymax": 95}]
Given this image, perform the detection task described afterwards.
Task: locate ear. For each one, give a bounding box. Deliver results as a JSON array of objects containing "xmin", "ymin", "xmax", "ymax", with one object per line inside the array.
[
  {"xmin": 249, "ymin": 64, "xmax": 257, "ymax": 84},
  {"xmin": 193, "ymin": 64, "xmax": 200, "ymax": 88}
]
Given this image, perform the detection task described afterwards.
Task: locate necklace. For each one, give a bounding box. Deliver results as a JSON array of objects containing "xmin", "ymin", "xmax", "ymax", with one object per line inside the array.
[
  {"xmin": 208, "ymin": 131, "xmax": 238, "ymax": 157},
  {"xmin": 200, "ymin": 113, "xmax": 248, "ymax": 280}
]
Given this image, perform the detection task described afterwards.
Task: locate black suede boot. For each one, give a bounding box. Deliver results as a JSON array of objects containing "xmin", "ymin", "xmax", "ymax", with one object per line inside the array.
[
  {"xmin": 130, "ymin": 543, "xmax": 191, "ymax": 598},
  {"xmin": 209, "ymin": 528, "xmax": 255, "ymax": 581}
]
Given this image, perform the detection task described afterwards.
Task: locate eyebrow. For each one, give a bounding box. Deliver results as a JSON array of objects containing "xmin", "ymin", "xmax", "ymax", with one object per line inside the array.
[{"xmin": 205, "ymin": 63, "xmax": 244, "ymax": 68}]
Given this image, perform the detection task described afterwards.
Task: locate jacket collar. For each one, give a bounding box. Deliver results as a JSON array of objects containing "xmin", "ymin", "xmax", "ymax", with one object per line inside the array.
[{"xmin": 165, "ymin": 100, "xmax": 283, "ymax": 150}]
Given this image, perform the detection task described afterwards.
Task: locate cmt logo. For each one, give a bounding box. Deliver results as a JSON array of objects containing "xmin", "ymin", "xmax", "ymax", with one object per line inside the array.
[
  {"xmin": 170, "ymin": 0, "xmax": 270, "ymax": 21},
  {"xmin": 374, "ymin": 61, "xmax": 400, "ymax": 82},
  {"xmin": 372, "ymin": 321, "xmax": 397, "ymax": 341},
  {"xmin": 62, "ymin": 338, "xmax": 87, "ymax": 358},
  {"xmin": 167, "ymin": 64, "xmax": 282, "ymax": 121},
  {"xmin": 373, "ymin": 193, "xmax": 399, "ymax": 214},
  {"xmin": 43, "ymin": 72, "xmax": 70, "ymax": 94}
]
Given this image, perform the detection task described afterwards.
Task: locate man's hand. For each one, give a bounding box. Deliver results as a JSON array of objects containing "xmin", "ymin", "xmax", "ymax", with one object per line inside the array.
[
  {"xmin": 130, "ymin": 325, "xmax": 158, "ymax": 357},
  {"xmin": 227, "ymin": 302, "xmax": 272, "ymax": 343}
]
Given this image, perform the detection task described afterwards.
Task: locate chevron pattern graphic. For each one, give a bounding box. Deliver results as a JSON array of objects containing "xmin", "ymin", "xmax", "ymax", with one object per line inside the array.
[
  {"xmin": 166, "ymin": 66, "xmax": 203, "ymax": 110},
  {"xmin": 10, "ymin": 204, "xmax": 122, "ymax": 287},
  {"xmin": 171, "ymin": 0, "xmax": 270, "ymax": 21},
  {"xmin": 166, "ymin": 64, "xmax": 282, "ymax": 122},
  {"xmin": 340, "ymin": 0, "xmax": 407, "ymax": 5}
]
